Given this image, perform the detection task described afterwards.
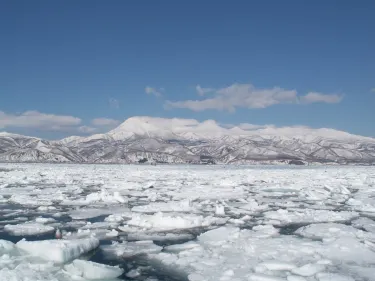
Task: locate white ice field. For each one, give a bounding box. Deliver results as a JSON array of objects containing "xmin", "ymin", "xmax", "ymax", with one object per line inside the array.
[{"xmin": 1, "ymin": 164, "xmax": 375, "ymax": 281}]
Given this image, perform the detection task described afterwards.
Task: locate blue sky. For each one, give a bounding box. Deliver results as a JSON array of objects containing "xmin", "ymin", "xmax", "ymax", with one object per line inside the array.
[{"xmin": 1, "ymin": 0, "xmax": 374, "ymax": 139}]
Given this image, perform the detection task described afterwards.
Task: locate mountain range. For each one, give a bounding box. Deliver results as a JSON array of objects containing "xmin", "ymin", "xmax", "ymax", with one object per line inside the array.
[{"xmin": 1, "ymin": 116, "xmax": 374, "ymax": 165}]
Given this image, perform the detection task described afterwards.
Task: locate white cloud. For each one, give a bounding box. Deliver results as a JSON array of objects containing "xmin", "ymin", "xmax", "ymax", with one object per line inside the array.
[
  {"xmin": 109, "ymin": 98, "xmax": 120, "ymax": 109},
  {"xmin": 78, "ymin": 126, "xmax": 97, "ymax": 133},
  {"xmin": 221, "ymin": 122, "xmax": 270, "ymax": 130},
  {"xmin": 0, "ymin": 110, "xmax": 123, "ymax": 136},
  {"xmin": 91, "ymin": 118, "xmax": 120, "ymax": 127},
  {"xmin": 0, "ymin": 111, "xmax": 81, "ymax": 130},
  {"xmin": 371, "ymin": 88, "xmax": 375, "ymax": 93},
  {"xmin": 166, "ymin": 83, "xmax": 343, "ymax": 112},
  {"xmin": 167, "ymin": 83, "xmax": 298, "ymax": 112},
  {"xmin": 196, "ymin": 85, "xmax": 214, "ymax": 96},
  {"xmin": 300, "ymin": 92, "xmax": 342, "ymax": 104},
  {"xmin": 145, "ymin": 86, "xmax": 163, "ymax": 97},
  {"xmin": 237, "ymin": 123, "xmax": 272, "ymax": 130}
]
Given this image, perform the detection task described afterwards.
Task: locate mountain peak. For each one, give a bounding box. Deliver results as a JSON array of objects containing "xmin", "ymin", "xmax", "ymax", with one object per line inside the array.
[{"xmin": 105, "ymin": 116, "xmax": 374, "ymax": 142}]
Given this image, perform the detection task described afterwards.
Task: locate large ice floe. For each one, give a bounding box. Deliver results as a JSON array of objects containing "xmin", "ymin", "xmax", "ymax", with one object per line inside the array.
[
  {"xmin": 1, "ymin": 163, "xmax": 375, "ymax": 280},
  {"xmin": 0, "ymin": 238, "xmax": 124, "ymax": 281}
]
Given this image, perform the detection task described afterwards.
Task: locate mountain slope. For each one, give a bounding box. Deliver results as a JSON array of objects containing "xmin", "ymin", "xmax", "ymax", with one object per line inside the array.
[{"xmin": 1, "ymin": 117, "xmax": 375, "ymax": 165}]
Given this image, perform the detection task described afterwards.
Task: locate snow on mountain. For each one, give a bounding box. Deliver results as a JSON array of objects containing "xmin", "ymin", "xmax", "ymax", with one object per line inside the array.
[{"xmin": 1, "ymin": 116, "xmax": 375, "ymax": 164}]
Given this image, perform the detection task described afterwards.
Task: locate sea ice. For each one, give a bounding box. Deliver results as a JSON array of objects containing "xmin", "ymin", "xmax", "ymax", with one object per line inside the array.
[
  {"xmin": 0, "ymin": 239, "xmax": 14, "ymax": 253},
  {"xmin": 4, "ymin": 222, "xmax": 55, "ymax": 236},
  {"xmin": 1, "ymin": 163, "xmax": 375, "ymax": 281},
  {"xmin": 352, "ymin": 217, "xmax": 375, "ymax": 233},
  {"xmin": 122, "ymin": 212, "xmax": 227, "ymax": 232},
  {"xmin": 295, "ymin": 223, "xmax": 375, "ymax": 242},
  {"xmin": 16, "ymin": 237, "xmax": 99, "ymax": 264},
  {"xmin": 69, "ymin": 208, "xmax": 117, "ymax": 220},
  {"xmin": 263, "ymin": 209, "xmax": 358, "ymax": 225},
  {"xmin": 85, "ymin": 189, "xmax": 128, "ymax": 204},
  {"xmin": 127, "ymin": 232, "xmax": 194, "ymax": 242},
  {"xmin": 64, "ymin": 259, "xmax": 124, "ymax": 280},
  {"xmin": 0, "ymin": 238, "xmax": 122, "ymax": 281},
  {"xmin": 101, "ymin": 240, "xmax": 162, "ymax": 259},
  {"xmin": 131, "ymin": 199, "xmax": 193, "ymax": 213}
]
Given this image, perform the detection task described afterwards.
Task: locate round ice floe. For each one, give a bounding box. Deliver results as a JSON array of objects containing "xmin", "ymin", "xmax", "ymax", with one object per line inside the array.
[
  {"xmin": 295, "ymin": 223, "xmax": 375, "ymax": 242},
  {"xmin": 64, "ymin": 259, "xmax": 124, "ymax": 280}
]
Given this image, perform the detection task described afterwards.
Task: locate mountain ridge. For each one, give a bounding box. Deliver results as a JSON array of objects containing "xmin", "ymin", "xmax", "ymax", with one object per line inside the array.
[{"xmin": 1, "ymin": 117, "xmax": 375, "ymax": 165}]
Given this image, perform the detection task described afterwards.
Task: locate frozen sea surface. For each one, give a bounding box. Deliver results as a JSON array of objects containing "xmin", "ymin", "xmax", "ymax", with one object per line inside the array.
[{"xmin": 1, "ymin": 163, "xmax": 375, "ymax": 281}]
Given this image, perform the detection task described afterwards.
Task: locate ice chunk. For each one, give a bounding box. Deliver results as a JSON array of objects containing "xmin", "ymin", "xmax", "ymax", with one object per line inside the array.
[
  {"xmin": 295, "ymin": 223, "xmax": 375, "ymax": 242},
  {"xmin": 287, "ymin": 276, "xmax": 307, "ymax": 281},
  {"xmin": 64, "ymin": 259, "xmax": 124, "ymax": 280},
  {"xmin": 9, "ymin": 194, "xmax": 53, "ymax": 206},
  {"xmin": 4, "ymin": 223, "xmax": 55, "ymax": 236},
  {"xmin": 85, "ymin": 189, "xmax": 128, "ymax": 204},
  {"xmin": 37, "ymin": 206, "xmax": 57, "ymax": 211},
  {"xmin": 0, "ymin": 238, "xmax": 121, "ymax": 281},
  {"xmin": 291, "ymin": 263, "xmax": 326, "ymax": 276},
  {"xmin": 132, "ymin": 199, "xmax": 193, "ymax": 213},
  {"xmin": 16, "ymin": 237, "xmax": 99, "ymax": 264},
  {"xmin": 264, "ymin": 209, "xmax": 358, "ymax": 225},
  {"xmin": 198, "ymin": 226, "xmax": 240, "ymax": 243},
  {"xmin": 127, "ymin": 232, "xmax": 194, "ymax": 242},
  {"xmin": 317, "ymin": 237, "xmax": 375, "ymax": 265},
  {"xmin": 105, "ymin": 212, "xmax": 132, "ymax": 223},
  {"xmin": 215, "ymin": 204, "xmax": 225, "ymax": 216},
  {"xmin": 315, "ymin": 272, "xmax": 355, "ymax": 281},
  {"xmin": 106, "ymin": 229, "xmax": 119, "ymax": 237},
  {"xmin": 124, "ymin": 212, "xmax": 227, "ymax": 232},
  {"xmin": 164, "ymin": 241, "xmax": 201, "ymax": 253},
  {"xmin": 248, "ymin": 274, "xmax": 286, "ymax": 281},
  {"xmin": 126, "ymin": 269, "xmax": 141, "ymax": 278},
  {"xmin": 0, "ymin": 239, "xmax": 14, "ymax": 254},
  {"xmin": 258, "ymin": 261, "xmax": 296, "ymax": 271},
  {"xmin": 0, "ymin": 264, "xmax": 60, "ymax": 281},
  {"xmin": 35, "ymin": 217, "xmax": 57, "ymax": 224},
  {"xmin": 69, "ymin": 208, "xmax": 114, "ymax": 220},
  {"xmin": 352, "ymin": 217, "xmax": 375, "ymax": 233},
  {"xmin": 345, "ymin": 265, "xmax": 375, "ymax": 281},
  {"xmin": 252, "ymin": 225, "xmax": 280, "ymax": 238},
  {"xmin": 81, "ymin": 221, "xmax": 119, "ymax": 230},
  {"xmin": 150, "ymin": 227, "xmax": 324, "ymax": 281},
  {"xmin": 101, "ymin": 240, "xmax": 162, "ymax": 259}
]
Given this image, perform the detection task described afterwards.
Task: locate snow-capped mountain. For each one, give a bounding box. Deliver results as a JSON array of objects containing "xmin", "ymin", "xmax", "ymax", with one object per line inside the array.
[{"xmin": 1, "ymin": 117, "xmax": 375, "ymax": 165}]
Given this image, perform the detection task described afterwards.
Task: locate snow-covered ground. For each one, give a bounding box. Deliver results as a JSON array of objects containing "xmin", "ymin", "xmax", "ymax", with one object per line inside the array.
[{"xmin": 0, "ymin": 163, "xmax": 375, "ymax": 281}]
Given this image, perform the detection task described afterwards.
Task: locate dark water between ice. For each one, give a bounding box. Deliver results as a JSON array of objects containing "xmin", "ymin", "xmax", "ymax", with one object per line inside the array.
[{"xmin": 0, "ymin": 202, "xmax": 188, "ymax": 281}]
